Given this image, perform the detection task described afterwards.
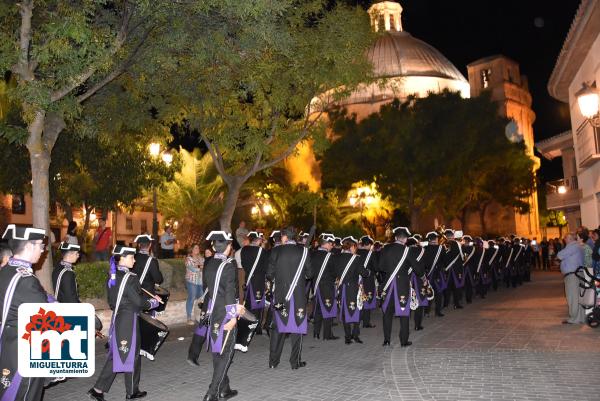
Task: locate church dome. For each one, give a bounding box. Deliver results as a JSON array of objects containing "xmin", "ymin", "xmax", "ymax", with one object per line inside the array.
[{"xmin": 368, "ymin": 31, "xmax": 468, "ymax": 83}]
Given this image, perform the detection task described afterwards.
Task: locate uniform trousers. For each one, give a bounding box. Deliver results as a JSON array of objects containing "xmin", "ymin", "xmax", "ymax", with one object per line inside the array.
[
  {"xmin": 413, "ymin": 306, "xmax": 424, "ymax": 328},
  {"xmin": 382, "ymin": 304, "xmax": 410, "ymax": 344},
  {"xmin": 361, "ymin": 309, "xmax": 372, "ymax": 327},
  {"xmin": 206, "ymin": 327, "xmax": 237, "ymax": 398},
  {"xmin": 95, "ymin": 346, "xmax": 142, "ymax": 395},
  {"xmin": 341, "ymin": 310, "xmax": 360, "ymax": 339},
  {"xmin": 444, "ymin": 273, "xmax": 463, "ymax": 308},
  {"xmin": 268, "ymin": 325, "xmax": 303, "ymax": 368},
  {"xmin": 312, "ymin": 302, "xmax": 333, "ymax": 338},
  {"xmin": 464, "ymin": 276, "xmax": 473, "ymax": 303}
]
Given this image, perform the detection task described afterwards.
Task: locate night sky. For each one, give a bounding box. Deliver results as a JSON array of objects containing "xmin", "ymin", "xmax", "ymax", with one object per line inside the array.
[{"xmin": 344, "ymin": 0, "xmax": 581, "ymax": 182}]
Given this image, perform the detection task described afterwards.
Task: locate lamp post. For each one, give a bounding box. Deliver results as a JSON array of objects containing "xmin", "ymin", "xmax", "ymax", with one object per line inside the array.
[
  {"xmin": 575, "ymin": 82, "xmax": 599, "ymax": 127},
  {"xmin": 148, "ymin": 143, "xmax": 173, "ymax": 256}
]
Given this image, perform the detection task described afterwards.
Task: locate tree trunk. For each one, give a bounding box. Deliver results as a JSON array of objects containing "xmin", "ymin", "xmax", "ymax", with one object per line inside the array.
[
  {"xmin": 479, "ymin": 202, "xmax": 489, "ymax": 235},
  {"xmin": 459, "ymin": 207, "xmax": 468, "ymax": 231},
  {"xmin": 81, "ymin": 204, "xmax": 93, "ymax": 248},
  {"xmin": 26, "ymin": 114, "xmax": 53, "ymax": 293},
  {"xmin": 219, "ymin": 177, "xmax": 243, "ymax": 233},
  {"xmin": 408, "ymin": 178, "xmax": 419, "ymax": 231}
]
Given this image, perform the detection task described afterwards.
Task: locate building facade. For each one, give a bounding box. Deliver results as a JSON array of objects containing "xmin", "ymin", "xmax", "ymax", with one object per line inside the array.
[{"xmin": 548, "ymin": 0, "xmax": 600, "ymax": 229}]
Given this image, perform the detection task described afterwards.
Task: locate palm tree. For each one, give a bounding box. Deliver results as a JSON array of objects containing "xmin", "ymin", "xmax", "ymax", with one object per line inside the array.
[{"xmin": 158, "ymin": 150, "xmax": 225, "ymax": 248}]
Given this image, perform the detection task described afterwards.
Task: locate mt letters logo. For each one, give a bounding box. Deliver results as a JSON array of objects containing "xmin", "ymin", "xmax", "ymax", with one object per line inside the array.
[{"xmin": 18, "ymin": 303, "xmax": 95, "ymax": 377}]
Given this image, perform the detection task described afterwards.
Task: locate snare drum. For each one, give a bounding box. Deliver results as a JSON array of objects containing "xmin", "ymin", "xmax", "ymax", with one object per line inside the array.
[
  {"xmin": 139, "ymin": 313, "xmax": 169, "ymax": 356},
  {"xmin": 154, "ymin": 286, "xmax": 170, "ymax": 312},
  {"xmin": 235, "ymin": 310, "xmax": 259, "ymax": 353}
]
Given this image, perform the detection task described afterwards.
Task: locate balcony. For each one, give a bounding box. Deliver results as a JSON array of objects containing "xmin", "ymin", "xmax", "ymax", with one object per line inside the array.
[
  {"xmin": 576, "ymin": 122, "xmax": 600, "ymax": 168},
  {"xmin": 546, "ymin": 179, "xmax": 582, "ymax": 211}
]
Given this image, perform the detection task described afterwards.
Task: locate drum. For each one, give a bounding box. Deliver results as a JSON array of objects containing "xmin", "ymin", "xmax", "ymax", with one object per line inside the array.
[
  {"xmin": 154, "ymin": 286, "xmax": 170, "ymax": 312},
  {"xmin": 139, "ymin": 313, "xmax": 170, "ymax": 356},
  {"xmin": 234, "ymin": 310, "xmax": 258, "ymax": 353}
]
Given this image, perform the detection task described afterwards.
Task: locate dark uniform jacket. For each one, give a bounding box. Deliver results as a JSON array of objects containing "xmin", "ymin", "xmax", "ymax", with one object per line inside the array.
[
  {"xmin": 335, "ymin": 252, "xmax": 370, "ymax": 312},
  {"xmin": 267, "ymin": 242, "xmax": 313, "ymax": 327},
  {"xmin": 356, "ymin": 248, "xmax": 377, "ymax": 303},
  {"xmin": 108, "ymin": 267, "xmax": 154, "ymax": 372},
  {"xmin": 52, "ymin": 261, "xmax": 80, "ymax": 303},
  {"xmin": 377, "ymin": 242, "xmax": 424, "ymax": 308},
  {"xmin": 202, "ymin": 255, "xmax": 238, "ymax": 352},
  {"xmin": 240, "ymin": 245, "xmax": 268, "ymax": 308},
  {"xmin": 0, "ymin": 260, "xmax": 50, "ymax": 401},
  {"xmin": 310, "ymin": 248, "xmax": 337, "ymax": 310},
  {"xmin": 444, "ymin": 240, "xmax": 465, "ymax": 285},
  {"xmin": 132, "ymin": 252, "xmax": 163, "ymax": 294}
]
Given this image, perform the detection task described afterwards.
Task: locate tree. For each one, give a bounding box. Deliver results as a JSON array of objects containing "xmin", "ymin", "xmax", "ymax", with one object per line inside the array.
[
  {"xmin": 321, "ymin": 91, "xmax": 536, "ymax": 232},
  {"xmin": 157, "ymin": 150, "xmax": 226, "ymax": 248},
  {"xmin": 0, "ymin": 0, "xmax": 170, "ymax": 290},
  {"xmin": 139, "ymin": 0, "xmax": 375, "ymax": 231}
]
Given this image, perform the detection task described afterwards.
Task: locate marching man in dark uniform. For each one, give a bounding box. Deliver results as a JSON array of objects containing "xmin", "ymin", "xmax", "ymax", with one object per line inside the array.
[
  {"xmin": 406, "ymin": 237, "xmax": 429, "ymax": 331},
  {"xmin": 357, "ymin": 235, "xmax": 377, "ymax": 329},
  {"xmin": 239, "ymin": 232, "xmax": 268, "ymax": 335},
  {"xmin": 266, "ymin": 226, "xmax": 314, "ymax": 369},
  {"xmin": 335, "ymin": 236, "xmax": 371, "ymax": 344},
  {"xmin": 311, "ymin": 233, "xmax": 338, "ymax": 340},
  {"xmin": 421, "ymin": 231, "xmax": 446, "ymax": 317},
  {"xmin": 0, "ymin": 225, "xmax": 50, "ymax": 401},
  {"xmin": 88, "ymin": 245, "xmax": 161, "ymax": 401},
  {"xmin": 461, "ymin": 235, "xmax": 476, "ymax": 304},
  {"xmin": 378, "ymin": 227, "xmax": 428, "ymax": 347},
  {"xmin": 52, "ymin": 242, "xmax": 81, "ymax": 303},
  {"xmin": 443, "ymin": 229, "xmax": 465, "ymax": 310},
  {"xmin": 132, "ymin": 234, "xmax": 163, "ymax": 295},
  {"xmin": 198, "ymin": 231, "xmax": 243, "ymax": 401}
]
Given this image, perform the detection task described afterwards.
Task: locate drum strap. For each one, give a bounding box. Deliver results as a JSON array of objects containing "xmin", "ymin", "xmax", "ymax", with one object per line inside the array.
[
  {"xmin": 112, "ymin": 273, "xmax": 131, "ymax": 327},
  {"xmin": 505, "ymin": 248, "xmax": 514, "ymax": 268},
  {"xmin": 464, "ymin": 248, "xmax": 476, "ymax": 265},
  {"xmin": 139, "ymin": 255, "xmax": 154, "ymax": 284},
  {"xmin": 314, "ymin": 252, "xmax": 332, "ymax": 290},
  {"xmin": 445, "ymin": 254, "xmax": 460, "ymax": 271},
  {"xmin": 285, "ymin": 247, "xmax": 308, "ymax": 302},
  {"xmin": 477, "ymin": 248, "xmax": 486, "ymax": 273},
  {"xmin": 245, "ymin": 247, "xmax": 263, "ymax": 286},
  {"xmin": 207, "ymin": 259, "xmax": 230, "ymax": 316},
  {"xmin": 383, "ymin": 247, "xmax": 409, "ymax": 293},
  {"xmin": 363, "ymin": 249, "xmax": 373, "ymax": 268},
  {"xmin": 54, "ymin": 266, "xmax": 74, "ymax": 299},
  {"xmin": 514, "ymin": 246, "xmax": 523, "ymax": 261},
  {"xmin": 337, "ymin": 254, "xmax": 357, "ymax": 288},
  {"xmin": 408, "ymin": 248, "xmax": 425, "ymax": 275},
  {"xmin": 457, "ymin": 242, "xmax": 465, "ymax": 261},
  {"xmin": 430, "ymin": 246, "xmax": 443, "ymax": 274},
  {"xmin": 489, "ymin": 247, "xmax": 500, "ymax": 265}
]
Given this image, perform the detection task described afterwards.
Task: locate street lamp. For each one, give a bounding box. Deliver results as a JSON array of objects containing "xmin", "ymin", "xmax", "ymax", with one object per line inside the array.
[
  {"xmin": 575, "ymin": 82, "xmax": 599, "ymax": 127},
  {"xmin": 557, "ymin": 185, "xmax": 567, "ymax": 194}
]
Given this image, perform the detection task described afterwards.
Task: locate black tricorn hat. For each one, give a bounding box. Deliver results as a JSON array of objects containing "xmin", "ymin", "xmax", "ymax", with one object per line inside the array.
[
  {"xmin": 112, "ymin": 245, "xmax": 136, "ymax": 256},
  {"xmin": 134, "ymin": 234, "xmax": 153, "ymax": 244},
  {"xmin": 59, "ymin": 242, "xmax": 81, "ymax": 252},
  {"xmin": 2, "ymin": 224, "xmax": 46, "ymax": 241},
  {"xmin": 206, "ymin": 231, "xmax": 233, "ymax": 242}
]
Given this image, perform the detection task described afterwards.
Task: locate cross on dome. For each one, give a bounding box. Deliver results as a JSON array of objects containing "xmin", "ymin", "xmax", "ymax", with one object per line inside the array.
[{"xmin": 368, "ymin": 1, "xmax": 403, "ymax": 32}]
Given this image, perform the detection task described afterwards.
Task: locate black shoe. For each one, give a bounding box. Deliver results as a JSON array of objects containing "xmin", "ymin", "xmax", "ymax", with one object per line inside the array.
[
  {"xmin": 453, "ymin": 305, "xmax": 463, "ymax": 309},
  {"xmin": 400, "ymin": 341, "xmax": 412, "ymax": 347},
  {"xmin": 187, "ymin": 358, "xmax": 200, "ymax": 367},
  {"xmin": 353, "ymin": 336, "xmax": 363, "ymax": 344},
  {"xmin": 345, "ymin": 338, "xmax": 353, "ymax": 344},
  {"xmin": 435, "ymin": 312, "xmax": 444, "ymax": 317},
  {"xmin": 382, "ymin": 340, "xmax": 390, "ymax": 346},
  {"xmin": 44, "ymin": 377, "xmax": 66, "ymax": 389},
  {"xmin": 87, "ymin": 389, "xmax": 105, "ymax": 401},
  {"xmin": 326, "ymin": 335, "xmax": 339, "ymax": 340},
  {"xmin": 126, "ymin": 391, "xmax": 147, "ymax": 399},
  {"xmin": 414, "ymin": 326, "xmax": 424, "ymax": 331},
  {"xmin": 291, "ymin": 361, "xmax": 307, "ymax": 369},
  {"xmin": 255, "ymin": 327, "xmax": 262, "ymax": 335},
  {"xmin": 313, "ymin": 332, "xmax": 320, "ymax": 339},
  {"xmin": 362, "ymin": 324, "xmax": 376, "ymax": 328},
  {"xmin": 219, "ymin": 389, "xmax": 238, "ymax": 399},
  {"xmin": 269, "ymin": 363, "xmax": 279, "ymax": 369},
  {"xmin": 202, "ymin": 394, "xmax": 218, "ymax": 401}
]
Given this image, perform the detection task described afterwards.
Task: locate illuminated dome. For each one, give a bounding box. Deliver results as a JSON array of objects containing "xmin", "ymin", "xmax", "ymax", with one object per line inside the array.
[{"xmin": 336, "ymin": 1, "xmax": 470, "ymax": 107}]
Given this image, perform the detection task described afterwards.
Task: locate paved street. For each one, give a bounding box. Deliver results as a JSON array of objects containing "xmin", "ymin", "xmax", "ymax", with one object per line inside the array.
[{"xmin": 45, "ymin": 271, "xmax": 600, "ymax": 401}]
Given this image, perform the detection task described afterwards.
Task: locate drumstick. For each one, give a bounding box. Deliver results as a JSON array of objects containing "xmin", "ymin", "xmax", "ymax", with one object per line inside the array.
[
  {"xmin": 220, "ymin": 329, "xmax": 231, "ymax": 355},
  {"xmin": 141, "ymin": 288, "xmax": 164, "ymax": 304}
]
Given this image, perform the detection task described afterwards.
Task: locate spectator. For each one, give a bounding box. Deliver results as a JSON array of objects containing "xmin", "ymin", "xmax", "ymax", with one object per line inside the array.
[
  {"xmin": 160, "ymin": 226, "xmax": 176, "ymax": 259},
  {"xmin": 93, "ymin": 218, "xmax": 112, "ymax": 261},
  {"xmin": 577, "ymin": 231, "xmax": 593, "ymax": 269},
  {"xmin": 235, "ymin": 220, "xmax": 249, "ymax": 248},
  {"xmin": 592, "ymin": 229, "xmax": 600, "ymax": 276},
  {"xmin": 540, "ymin": 237, "xmax": 550, "ymax": 271},
  {"xmin": 557, "ymin": 233, "xmax": 585, "ymax": 324},
  {"xmin": 184, "ymin": 244, "xmax": 204, "ymax": 325},
  {"xmin": 531, "ymin": 237, "xmax": 540, "ymax": 269},
  {"xmin": 0, "ymin": 241, "xmax": 12, "ymax": 267},
  {"xmin": 204, "ymin": 247, "xmax": 214, "ymax": 263},
  {"xmin": 63, "ymin": 221, "xmax": 79, "ymax": 245}
]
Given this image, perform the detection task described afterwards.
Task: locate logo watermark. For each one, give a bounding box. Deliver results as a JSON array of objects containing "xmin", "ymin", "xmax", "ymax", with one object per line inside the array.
[{"xmin": 18, "ymin": 303, "xmax": 95, "ymax": 377}]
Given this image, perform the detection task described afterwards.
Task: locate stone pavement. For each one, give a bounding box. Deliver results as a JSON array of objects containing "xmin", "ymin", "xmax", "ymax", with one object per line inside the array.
[{"xmin": 45, "ymin": 272, "xmax": 600, "ymax": 401}]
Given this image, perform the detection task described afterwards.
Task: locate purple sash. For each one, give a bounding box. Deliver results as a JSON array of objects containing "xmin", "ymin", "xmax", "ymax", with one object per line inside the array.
[
  {"xmin": 411, "ymin": 273, "xmax": 429, "ymax": 307},
  {"xmin": 362, "ymin": 289, "xmax": 377, "ymax": 310},
  {"xmin": 0, "ymin": 372, "xmax": 22, "ymax": 401},
  {"xmin": 315, "ymin": 287, "xmax": 337, "ymax": 319},
  {"xmin": 110, "ymin": 316, "xmax": 137, "ymax": 373},
  {"xmin": 273, "ymin": 295, "xmax": 307, "ymax": 334},
  {"xmin": 245, "ymin": 282, "xmax": 266, "ymax": 310},
  {"xmin": 340, "ymin": 285, "xmax": 360, "ymax": 323},
  {"xmin": 381, "ymin": 280, "xmax": 410, "ymax": 317},
  {"xmin": 451, "ymin": 269, "xmax": 465, "ymax": 288},
  {"xmin": 431, "ymin": 269, "xmax": 447, "ymax": 291},
  {"xmin": 208, "ymin": 305, "xmax": 236, "ymax": 353}
]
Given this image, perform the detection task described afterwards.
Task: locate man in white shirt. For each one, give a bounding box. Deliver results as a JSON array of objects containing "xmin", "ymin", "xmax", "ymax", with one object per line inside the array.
[{"xmin": 160, "ymin": 226, "xmax": 176, "ymax": 259}]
